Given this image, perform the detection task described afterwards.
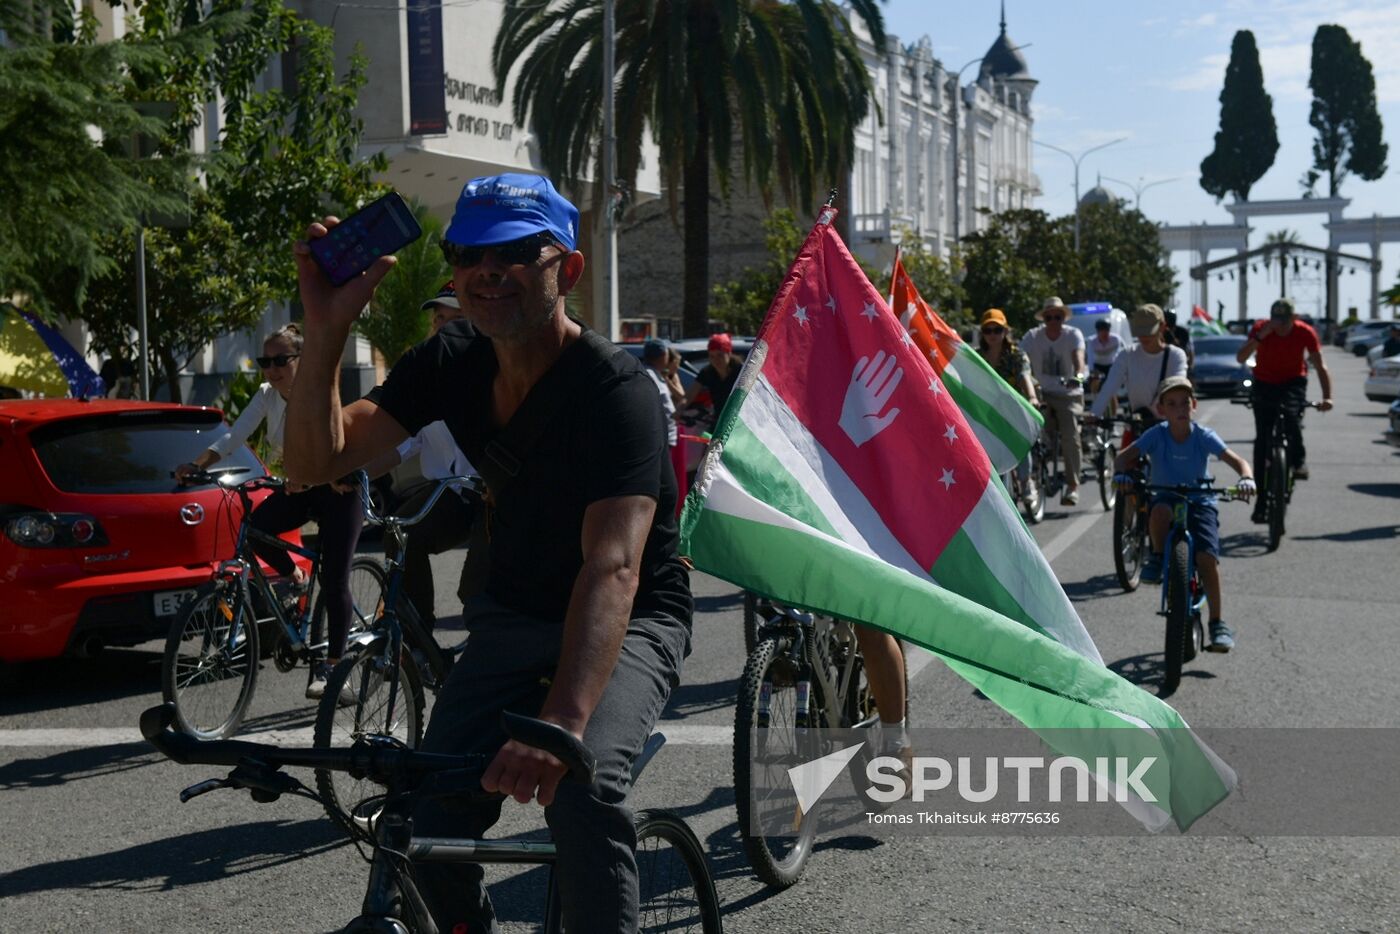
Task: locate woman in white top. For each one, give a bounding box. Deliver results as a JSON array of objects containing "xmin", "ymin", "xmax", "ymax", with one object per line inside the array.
[
  {"xmin": 175, "ymin": 324, "xmax": 364, "ymax": 699},
  {"xmin": 1087, "ymin": 304, "xmax": 1187, "ymax": 441}
]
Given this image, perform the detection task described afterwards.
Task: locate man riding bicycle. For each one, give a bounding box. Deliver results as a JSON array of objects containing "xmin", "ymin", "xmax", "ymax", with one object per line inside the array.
[
  {"xmin": 1235, "ymin": 297, "xmax": 1334, "ymax": 524},
  {"xmin": 285, "ymin": 174, "xmax": 692, "ymax": 934}
]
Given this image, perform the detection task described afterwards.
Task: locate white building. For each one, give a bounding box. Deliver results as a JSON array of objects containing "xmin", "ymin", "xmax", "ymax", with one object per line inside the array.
[{"xmin": 846, "ymin": 11, "xmax": 1038, "ymax": 268}]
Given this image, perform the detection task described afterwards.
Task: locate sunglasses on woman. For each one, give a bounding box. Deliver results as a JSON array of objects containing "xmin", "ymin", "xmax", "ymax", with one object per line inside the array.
[
  {"xmin": 439, "ymin": 232, "xmax": 561, "ymax": 269},
  {"xmin": 981, "ymin": 325, "xmax": 1006, "ymax": 335},
  {"xmin": 256, "ymin": 353, "xmax": 300, "ymax": 369}
]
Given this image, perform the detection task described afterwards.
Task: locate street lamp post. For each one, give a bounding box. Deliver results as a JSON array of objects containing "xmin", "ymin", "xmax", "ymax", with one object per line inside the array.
[
  {"xmin": 600, "ymin": 0, "xmax": 619, "ymax": 340},
  {"xmin": 1101, "ymin": 174, "xmax": 1177, "ymax": 211},
  {"xmin": 1033, "ymin": 137, "xmax": 1126, "ymax": 251}
]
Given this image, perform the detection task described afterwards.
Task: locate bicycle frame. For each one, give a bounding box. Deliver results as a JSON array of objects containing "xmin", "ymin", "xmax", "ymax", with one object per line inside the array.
[
  {"xmin": 1154, "ymin": 497, "xmax": 1206, "ymax": 619},
  {"xmin": 754, "ymin": 607, "xmax": 869, "ymax": 730}
]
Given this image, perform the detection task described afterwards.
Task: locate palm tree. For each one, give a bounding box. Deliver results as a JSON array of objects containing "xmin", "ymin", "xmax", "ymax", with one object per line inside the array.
[{"xmin": 492, "ymin": 0, "xmax": 885, "ymax": 336}]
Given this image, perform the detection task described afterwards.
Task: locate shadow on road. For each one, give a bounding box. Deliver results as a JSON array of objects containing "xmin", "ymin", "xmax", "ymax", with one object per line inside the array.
[
  {"xmin": 0, "ymin": 648, "xmax": 162, "ymax": 714},
  {"xmin": 1107, "ymin": 652, "xmax": 1217, "ymax": 699},
  {"xmin": 1348, "ymin": 482, "xmax": 1400, "ymax": 499},
  {"xmin": 1294, "ymin": 524, "xmax": 1399, "ymax": 543},
  {"xmin": 694, "ymin": 591, "xmax": 743, "ymax": 614},
  {"xmin": 1061, "ymin": 573, "xmax": 1128, "ymax": 602},
  {"xmin": 0, "ymin": 818, "xmax": 344, "ymax": 897},
  {"xmin": 1218, "ymin": 532, "xmax": 1270, "ymax": 559},
  {"xmin": 0, "ymin": 742, "xmax": 157, "ymax": 790},
  {"xmin": 663, "ymin": 677, "xmax": 740, "ymax": 719}
]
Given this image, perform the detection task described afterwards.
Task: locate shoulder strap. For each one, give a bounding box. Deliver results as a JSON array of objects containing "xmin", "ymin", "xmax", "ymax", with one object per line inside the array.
[
  {"xmin": 1158, "ymin": 346, "xmax": 1171, "ymax": 384},
  {"xmin": 473, "ymin": 329, "xmax": 628, "ymax": 495}
]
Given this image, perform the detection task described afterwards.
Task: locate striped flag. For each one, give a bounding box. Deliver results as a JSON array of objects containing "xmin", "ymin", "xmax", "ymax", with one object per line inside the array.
[
  {"xmin": 682, "ymin": 212, "xmax": 1236, "ymax": 831},
  {"xmin": 1189, "ymin": 304, "xmax": 1227, "ymax": 336},
  {"xmin": 888, "ymin": 255, "xmax": 1042, "ymax": 473}
]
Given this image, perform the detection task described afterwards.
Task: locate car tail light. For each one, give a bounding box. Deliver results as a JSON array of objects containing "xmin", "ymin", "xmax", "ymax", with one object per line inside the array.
[{"xmin": 3, "ymin": 512, "xmax": 109, "ymax": 548}]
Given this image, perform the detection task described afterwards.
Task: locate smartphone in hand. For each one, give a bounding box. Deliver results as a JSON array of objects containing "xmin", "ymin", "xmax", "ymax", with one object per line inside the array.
[{"xmin": 309, "ymin": 191, "xmax": 422, "ymax": 286}]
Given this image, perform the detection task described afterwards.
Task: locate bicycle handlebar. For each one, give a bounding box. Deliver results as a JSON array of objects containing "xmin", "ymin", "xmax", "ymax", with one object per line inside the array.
[
  {"xmin": 140, "ymin": 702, "xmax": 596, "ymax": 785},
  {"xmin": 1145, "ymin": 482, "xmax": 1252, "ymax": 502},
  {"xmin": 1230, "ymin": 397, "xmax": 1320, "ymax": 410},
  {"xmin": 354, "ymin": 470, "xmax": 484, "ymax": 529},
  {"xmin": 173, "ymin": 467, "xmax": 281, "ymax": 492}
]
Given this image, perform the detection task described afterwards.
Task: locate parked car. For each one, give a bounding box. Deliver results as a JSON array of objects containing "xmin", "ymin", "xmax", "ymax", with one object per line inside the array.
[
  {"xmin": 0, "ymin": 399, "xmax": 282, "ymax": 663},
  {"xmin": 1190, "ymin": 335, "xmax": 1254, "ymax": 397},
  {"xmin": 1364, "ymin": 354, "xmax": 1400, "ymax": 403},
  {"xmin": 1344, "ymin": 320, "xmax": 1393, "ymax": 353}
]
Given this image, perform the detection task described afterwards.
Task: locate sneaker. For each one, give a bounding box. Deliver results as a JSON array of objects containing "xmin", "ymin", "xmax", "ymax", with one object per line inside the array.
[
  {"xmin": 1139, "ymin": 554, "xmax": 1163, "ymax": 584},
  {"xmin": 1206, "ymin": 620, "xmax": 1235, "ymax": 653},
  {"xmin": 1251, "ymin": 503, "xmax": 1268, "ymax": 524},
  {"xmin": 1061, "ymin": 487, "xmax": 1079, "ymax": 506},
  {"xmin": 305, "ymin": 661, "xmax": 355, "ymax": 705},
  {"xmin": 1293, "ymin": 464, "xmax": 1309, "ymax": 481}
]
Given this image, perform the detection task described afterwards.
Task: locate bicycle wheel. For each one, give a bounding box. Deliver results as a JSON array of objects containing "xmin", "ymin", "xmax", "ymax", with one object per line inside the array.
[
  {"xmin": 313, "ymin": 645, "xmax": 425, "ymax": 833},
  {"xmin": 733, "ymin": 637, "xmax": 819, "ymax": 889},
  {"xmin": 742, "ymin": 591, "xmax": 761, "ymax": 656},
  {"xmin": 1021, "ymin": 459, "xmax": 1046, "ymax": 525},
  {"xmin": 635, "ymin": 808, "xmax": 723, "ymax": 934},
  {"xmin": 1267, "ymin": 444, "xmax": 1287, "ymax": 551},
  {"xmin": 1162, "ymin": 537, "xmax": 1190, "ymax": 695},
  {"xmin": 1112, "ymin": 489, "xmax": 1144, "ymax": 591},
  {"xmin": 310, "ymin": 557, "xmax": 386, "ymax": 655},
  {"xmin": 161, "ymin": 581, "xmax": 259, "ymax": 739},
  {"xmin": 1097, "ymin": 440, "xmax": 1117, "ymax": 511}
]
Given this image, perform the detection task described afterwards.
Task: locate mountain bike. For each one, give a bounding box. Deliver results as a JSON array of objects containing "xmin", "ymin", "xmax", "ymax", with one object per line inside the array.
[
  {"xmin": 733, "ymin": 601, "xmax": 904, "ymax": 889},
  {"xmin": 1000, "ymin": 434, "xmax": 1046, "ymax": 525},
  {"xmin": 142, "ymin": 703, "xmax": 721, "ymax": 933},
  {"xmin": 1232, "ymin": 396, "xmax": 1316, "ymax": 551},
  {"xmin": 161, "ymin": 469, "xmax": 382, "ymax": 739},
  {"xmin": 1084, "ymin": 416, "xmax": 1119, "ymax": 510},
  {"xmin": 313, "ymin": 472, "xmax": 481, "ymax": 831},
  {"xmin": 1134, "ymin": 481, "xmax": 1248, "ymax": 694}
]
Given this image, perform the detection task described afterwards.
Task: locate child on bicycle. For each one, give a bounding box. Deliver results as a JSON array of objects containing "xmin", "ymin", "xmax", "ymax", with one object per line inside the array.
[{"xmin": 1113, "ymin": 376, "xmax": 1255, "ymax": 652}]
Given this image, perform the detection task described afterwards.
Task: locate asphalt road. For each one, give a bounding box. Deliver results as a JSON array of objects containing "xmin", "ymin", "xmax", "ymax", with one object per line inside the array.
[{"xmin": 2, "ymin": 352, "xmax": 1397, "ymax": 932}]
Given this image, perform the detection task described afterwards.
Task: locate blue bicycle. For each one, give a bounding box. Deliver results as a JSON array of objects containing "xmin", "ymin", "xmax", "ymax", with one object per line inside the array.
[{"xmin": 1130, "ymin": 480, "xmax": 1248, "ymax": 694}]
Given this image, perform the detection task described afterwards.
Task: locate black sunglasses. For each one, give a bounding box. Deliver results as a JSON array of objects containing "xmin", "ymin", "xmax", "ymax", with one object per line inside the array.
[
  {"xmin": 440, "ymin": 232, "xmax": 561, "ymax": 269},
  {"xmin": 256, "ymin": 353, "xmax": 300, "ymax": 369},
  {"xmin": 981, "ymin": 325, "xmax": 1005, "ymax": 334}
]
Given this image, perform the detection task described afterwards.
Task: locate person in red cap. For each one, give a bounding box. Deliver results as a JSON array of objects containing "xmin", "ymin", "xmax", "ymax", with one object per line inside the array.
[{"xmin": 685, "ymin": 332, "xmax": 743, "ymax": 420}]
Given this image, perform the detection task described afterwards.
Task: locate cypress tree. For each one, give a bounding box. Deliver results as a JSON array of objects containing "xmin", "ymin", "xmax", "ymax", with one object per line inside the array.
[
  {"xmin": 1306, "ymin": 24, "xmax": 1388, "ymax": 197},
  {"xmin": 1199, "ymin": 30, "xmax": 1278, "ymax": 202}
]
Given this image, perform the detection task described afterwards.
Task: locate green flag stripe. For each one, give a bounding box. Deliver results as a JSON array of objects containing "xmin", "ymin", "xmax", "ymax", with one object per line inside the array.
[
  {"xmin": 943, "ymin": 351, "xmax": 1042, "ymax": 465},
  {"xmin": 686, "ymin": 494, "xmax": 1234, "ymax": 830},
  {"xmin": 721, "ymin": 417, "xmax": 840, "ymax": 540}
]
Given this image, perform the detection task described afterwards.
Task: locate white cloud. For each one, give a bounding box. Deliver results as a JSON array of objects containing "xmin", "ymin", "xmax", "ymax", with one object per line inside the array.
[{"xmin": 1182, "ymin": 13, "xmax": 1219, "ymax": 28}]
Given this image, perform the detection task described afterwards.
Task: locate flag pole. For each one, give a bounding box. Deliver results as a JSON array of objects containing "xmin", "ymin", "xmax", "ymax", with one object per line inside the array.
[{"xmin": 889, "ymin": 245, "xmax": 901, "ymax": 309}]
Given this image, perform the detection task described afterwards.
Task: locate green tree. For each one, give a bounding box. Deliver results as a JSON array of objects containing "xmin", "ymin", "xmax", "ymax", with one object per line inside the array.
[
  {"xmin": 355, "ymin": 201, "xmax": 450, "ymax": 366},
  {"xmin": 1304, "ymin": 24, "xmax": 1388, "ymax": 197},
  {"xmin": 492, "ymin": 0, "xmax": 884, "ymax": 337},
  {"xmin": 1075, "ymin": 202, "xmax": 1178, "ymax": 312},
  {"xmin": 709, "ymin": 208, "xmax": 806, "ymax": 335},
  {"xmin": 960, "ymin": 210, "xmax": 1076, "ymax": 332},
  {"xmin": 0, "ymin": 0, "xmax": 204, "ymax": 317},
  {"xmin": 77, "ymin": 1, "xmax": 384, "ymax": 402},
  {"xmin": 1200, "ymin": 30, "xmax": 1278, "ymax": 202}
]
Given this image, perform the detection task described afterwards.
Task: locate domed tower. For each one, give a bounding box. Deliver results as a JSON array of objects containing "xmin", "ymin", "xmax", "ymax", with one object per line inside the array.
[
  {"xmin": 1079, "ymin": 174, "xmax": 1120, "ymax": 208},
  {"xmin": 978, "ymin": 2, "xmax": 1037, "ymax": 113}
]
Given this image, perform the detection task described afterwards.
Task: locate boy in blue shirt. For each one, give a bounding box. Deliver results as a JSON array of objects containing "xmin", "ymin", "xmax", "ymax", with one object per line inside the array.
[{"xmin": 1114, "ymin": 376, "xmax": 1255, "ymax": 651}]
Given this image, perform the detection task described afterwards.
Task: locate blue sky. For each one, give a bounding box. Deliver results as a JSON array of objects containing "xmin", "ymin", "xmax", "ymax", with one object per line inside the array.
[{"xmin": 882, "ymin": 0, "xmax": 1400, "ymax": 322}]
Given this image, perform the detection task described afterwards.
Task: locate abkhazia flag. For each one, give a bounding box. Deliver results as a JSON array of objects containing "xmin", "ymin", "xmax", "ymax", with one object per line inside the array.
[
  {"xmin": 888, "ymin": 254, "xmax": 1042, "ymax": 473},
  {"xmin": 680, "ymin": 210, "xmax": 1237, "ymax": 832},
  {"xmin": 1189, "ymin": 304, "xmax": 1227, "ymax": 337}
]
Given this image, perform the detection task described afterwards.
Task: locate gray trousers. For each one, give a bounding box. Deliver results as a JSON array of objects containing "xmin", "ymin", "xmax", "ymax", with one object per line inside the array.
[{"xmin": 411, "ymin": 596, "xmax": 692, "ymax": 933}]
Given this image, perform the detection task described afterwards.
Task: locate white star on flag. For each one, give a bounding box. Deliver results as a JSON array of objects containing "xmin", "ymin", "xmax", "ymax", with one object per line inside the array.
[
  {"xmin": 861, "ymin": 301, "xmax": 879, "ymax": 321},
  {"xmin": 826, "ymin": 295, "xmax": 837, "ymax": 313},
  {"xmin": 794, "ymin": 305, "xmax": 810, "ymax": 326},
  {"xmin": 944, "ymin": 424, "xmax": 958, "ymax": 443},
  {"xmin": 939, "ymin": 468, "xmax": 956, "ymax": 490},
  {"xmin": 928, "ymin": 377, "xmax": 943, "ymax": 395}
]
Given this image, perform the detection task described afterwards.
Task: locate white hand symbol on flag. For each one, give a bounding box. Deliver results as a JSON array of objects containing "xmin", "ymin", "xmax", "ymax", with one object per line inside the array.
[{"xmin": 840, "ymin": 350, "xmax": 903, "ymax": 447}]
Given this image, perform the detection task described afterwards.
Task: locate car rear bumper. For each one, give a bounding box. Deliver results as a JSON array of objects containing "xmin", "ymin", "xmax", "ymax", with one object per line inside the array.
[
  {"xmin": 1363, "ymin": 376, "xmax": 1400, "ymax": 402},
  {"xmin": 0, "ymin": 563, "xmax": 218, "ymax": 662}
]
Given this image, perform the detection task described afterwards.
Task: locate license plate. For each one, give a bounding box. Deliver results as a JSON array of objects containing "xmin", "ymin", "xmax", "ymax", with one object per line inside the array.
[{"xmin": 154, "ymin": 588, "xmax": 198, "ymax": 617}]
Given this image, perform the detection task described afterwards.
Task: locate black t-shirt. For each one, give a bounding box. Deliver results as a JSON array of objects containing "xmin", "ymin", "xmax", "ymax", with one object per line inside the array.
[
  {"xmin": 373, "ymin": 320, "xmax": 691, "ymax": 624},
  {"xmin": 696, "ymin": 358, "xmax": 742, "ymax": 411}
]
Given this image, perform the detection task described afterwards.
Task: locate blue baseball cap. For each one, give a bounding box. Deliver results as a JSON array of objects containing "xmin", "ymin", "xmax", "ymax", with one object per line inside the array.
[
  {"xmin": 642, "ymin": 339, "xmax": 668, "ymax": 361},
  {"xmin": 444, "ymin": 174, "xmax": 579, "ymax": 250}
]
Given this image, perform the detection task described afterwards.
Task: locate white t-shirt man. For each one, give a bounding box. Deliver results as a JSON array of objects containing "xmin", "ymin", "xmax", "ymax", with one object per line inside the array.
[
  {"xmin": 1089, "ymin": 332, "xmax": 1124, "ymax": 369},
  {"xmin": 1021, "ymin": 325, "xmax": 1086, "ymax": 398}
]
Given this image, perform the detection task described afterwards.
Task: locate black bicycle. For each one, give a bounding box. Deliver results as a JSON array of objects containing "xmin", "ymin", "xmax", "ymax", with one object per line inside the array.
[
  {"xmin": 142, "ymin": 703, "xmax": 722, "ymax": 933},
  {"xmin": 1232, "ymin": 396, "xmax": 1316, "ymax": 551},
  {"xmin": 1105, "ymin": 415, "xmax": 1153, "ymax": 591},
  {"xmin": 161, "ymin": 469, "xmax": 382, "ymax": 739},
  {"xmin": 733, "ymin": 600, "xmax": 904, "ymax": 889},
  {"xmin": 313, "ymin": 472, "xmax": 481, "ymax": 831}
]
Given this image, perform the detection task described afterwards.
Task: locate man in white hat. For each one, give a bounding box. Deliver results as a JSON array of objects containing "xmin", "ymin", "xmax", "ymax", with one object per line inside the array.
[{"xmin": 1021, "ymin": 296, "xmax": 1088, "ymax": 505}]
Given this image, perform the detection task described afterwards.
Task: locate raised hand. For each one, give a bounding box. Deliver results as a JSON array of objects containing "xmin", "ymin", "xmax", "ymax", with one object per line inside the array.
[
  {"xmin": 840, "ymin": 350, "xmax": 903, "ymax": 447},
  {"xmin": 292, "ymin": 217, "xmax": 398, "ymax": 334}
]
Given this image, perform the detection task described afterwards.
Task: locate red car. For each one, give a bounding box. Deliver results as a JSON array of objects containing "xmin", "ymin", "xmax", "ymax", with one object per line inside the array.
[{"xmin": 0, "ymin": 398, "xmax": 292, "ymax": 663}]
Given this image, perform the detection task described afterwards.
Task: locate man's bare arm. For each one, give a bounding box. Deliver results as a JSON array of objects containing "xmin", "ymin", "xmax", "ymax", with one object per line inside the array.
[
  {"xmin": 480, "ymin": 494, "xmax": 656, "ymax": 807},
  {"xmin": 1308, "ymin": 351, "xmax": 1334, "ymax": 410}
]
